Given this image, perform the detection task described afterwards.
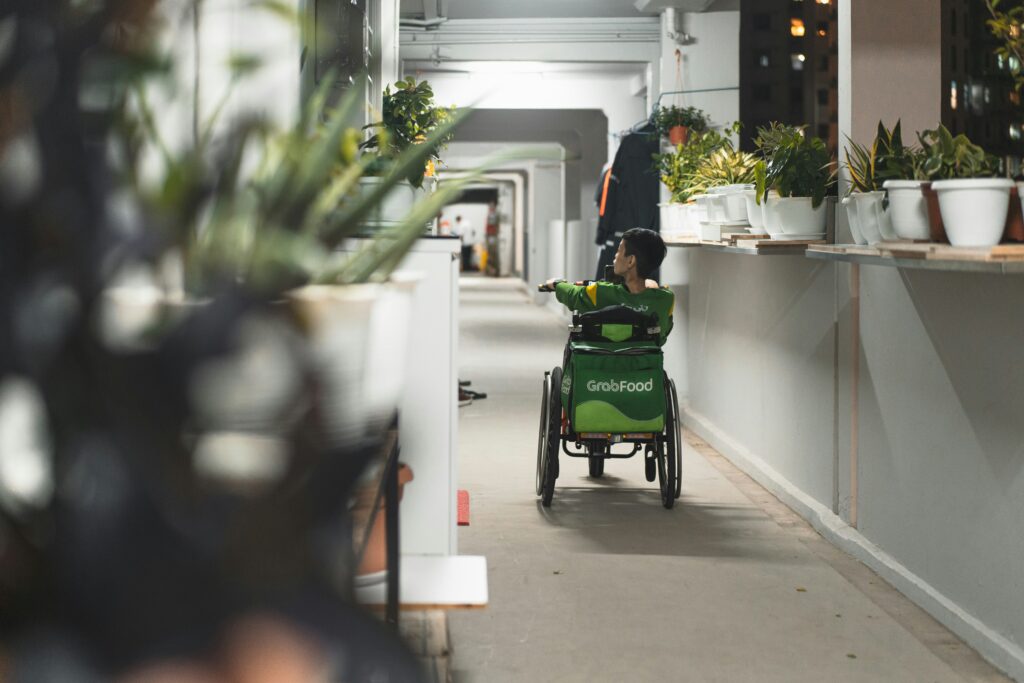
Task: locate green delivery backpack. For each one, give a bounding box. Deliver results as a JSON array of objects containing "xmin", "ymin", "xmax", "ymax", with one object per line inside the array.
[{"xmin": 559, "ymin": 306, "xmax": 666, "ymax": 434}]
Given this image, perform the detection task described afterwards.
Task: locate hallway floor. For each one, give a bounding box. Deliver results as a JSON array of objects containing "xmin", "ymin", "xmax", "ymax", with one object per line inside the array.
[{"xmin": 448, "ymin": 277, "xmax": 1007, "ymax": 683}]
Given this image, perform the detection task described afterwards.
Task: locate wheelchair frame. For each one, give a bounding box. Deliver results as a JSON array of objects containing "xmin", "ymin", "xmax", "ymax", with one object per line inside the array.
[{"xmin": 535, "ymin": 303, "xmax": 682, "ymax": 509}]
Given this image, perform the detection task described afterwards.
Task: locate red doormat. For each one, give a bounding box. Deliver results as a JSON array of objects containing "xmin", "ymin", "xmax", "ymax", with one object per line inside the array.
[{"xmin": 457, "ymin": 490, "xmax": 470, "ymax": 526}]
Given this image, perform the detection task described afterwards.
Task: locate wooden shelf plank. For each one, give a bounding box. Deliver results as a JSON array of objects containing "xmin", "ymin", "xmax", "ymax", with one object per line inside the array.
[
  {"xmin": 356, "ymin": 555, "xmax": 488, "ymax": 611},
  {"xmin": 806, "ymin": 244, "xmax": 1024, "ymax": 274}
]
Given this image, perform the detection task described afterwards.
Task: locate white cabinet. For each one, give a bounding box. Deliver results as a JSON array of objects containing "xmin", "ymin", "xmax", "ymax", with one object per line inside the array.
[
  {"xmin": 340, "ymin": 236, "xmax": 459, "ymax": 555},
  {"xmin": 394, "ymin": 237, "xmax": 460, "ymax": 556}
]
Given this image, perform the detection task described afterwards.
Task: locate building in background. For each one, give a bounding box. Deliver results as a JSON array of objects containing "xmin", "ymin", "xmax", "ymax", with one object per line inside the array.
[
  {"xmin": 942, "ymin": 0, "xmax": 1024, "ymax": 174},
  {"xmin": 739, "ymin": 0, "xmax": 838, "ymax": 154}
]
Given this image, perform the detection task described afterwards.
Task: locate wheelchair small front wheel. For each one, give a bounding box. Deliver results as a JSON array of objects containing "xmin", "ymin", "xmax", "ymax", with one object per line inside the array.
[
  {"xmin": 656, "ymin": 440, "xmax": 676, "ymax": 510},
  {"xmin": 588, "ymin": 455, "xmax": 605, "ymax": 478}
]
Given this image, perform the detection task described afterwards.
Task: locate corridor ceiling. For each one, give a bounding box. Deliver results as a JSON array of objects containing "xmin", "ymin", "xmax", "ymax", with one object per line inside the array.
[
  {"xmin": 400, "ymin": 0, "xmax": 739, "ymax": 20},
  {"xmin": 400, "ymin": 0, "xmax": 658, "ymax": 20}
]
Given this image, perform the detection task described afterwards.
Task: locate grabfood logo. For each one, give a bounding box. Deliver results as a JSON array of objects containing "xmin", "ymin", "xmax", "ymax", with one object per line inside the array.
[{"xmin": 587, "ymin": 378, "xmax": 653, "ymax": 393}]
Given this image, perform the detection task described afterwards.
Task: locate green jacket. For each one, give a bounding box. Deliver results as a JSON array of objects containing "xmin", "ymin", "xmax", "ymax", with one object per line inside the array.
[{"xmin": 554, "ymin": 281, "xmax": 675, "ymax": 345}]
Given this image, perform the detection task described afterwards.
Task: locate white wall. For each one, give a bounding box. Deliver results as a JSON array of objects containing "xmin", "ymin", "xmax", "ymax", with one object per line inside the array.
[
  {"xmin": 146, "ymin": 0, "xmax": 300, "ymax": 172},
  {"xmin": 678, "ymin": 4, "xmax": 1024, "ymax": 678},
  {"xmin": 659, "ymin": 10, "xmax": 740, "ymax": 131}
]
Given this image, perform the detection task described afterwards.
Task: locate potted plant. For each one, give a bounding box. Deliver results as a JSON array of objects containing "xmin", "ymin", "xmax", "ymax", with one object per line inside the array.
[
  {"xmin": 359, "ymin": 77, "xmax": 456, "ymax": 227},
  {"xmin": 844, "ymin": 120, "xmax": 925, "ymax": 243},
  {"xmin": 654, "ymin": 104, "xmax": 711, "ymax": 146},
  {"xmin": 653, "ymin": 123, "xmax": 737, "ymax": 235},
  {"xmin": 754, "ymin": 124, "xmax": 837, "ymax": 239},
  {"xmin": 690, "ymin": 147, "xmax": 759, "ymax": 226},
  {"xmin": 917, "ymin": 125, "xmax": 1009, "ymax": 247}
]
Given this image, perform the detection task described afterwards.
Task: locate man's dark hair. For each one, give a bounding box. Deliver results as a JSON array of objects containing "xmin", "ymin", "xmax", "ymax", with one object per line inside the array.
[{"xmin": 621, "ymin": 228, "xmax": 666, "ymax": 278}]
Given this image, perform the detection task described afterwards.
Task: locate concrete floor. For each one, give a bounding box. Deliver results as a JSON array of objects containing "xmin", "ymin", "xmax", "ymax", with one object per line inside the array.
[{"xmin": 449, "ymin": 277, "xmax": 1008, "ymax": 683}]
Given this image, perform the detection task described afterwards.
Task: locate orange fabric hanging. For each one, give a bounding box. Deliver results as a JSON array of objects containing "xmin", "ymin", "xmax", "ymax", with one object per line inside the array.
[{"xmin": 598, "ymin": 168, "xmax": 613, "ymax": 217}]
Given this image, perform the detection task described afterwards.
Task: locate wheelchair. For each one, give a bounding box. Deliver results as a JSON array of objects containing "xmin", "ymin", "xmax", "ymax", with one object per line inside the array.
[{"xmin": 535, "ymin": 282, "xmax": 682, "ymax": 509}]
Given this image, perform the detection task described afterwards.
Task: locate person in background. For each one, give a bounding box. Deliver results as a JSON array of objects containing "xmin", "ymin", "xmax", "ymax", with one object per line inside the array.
[
  {"xmin": 438, "ymin": 212, "xmax": 451, "ymax": 236},
  {"xmin": 484, "ymin": 201, "xmax": 500, "ymax": 276},
  {"xmin": 455, "ymin": 215, "xmax": 475, "ymax": 271}
]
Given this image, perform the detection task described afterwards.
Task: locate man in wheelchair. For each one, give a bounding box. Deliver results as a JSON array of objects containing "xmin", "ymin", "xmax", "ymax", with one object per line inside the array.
[
  {"xmin": 543, "ymin": 228, "xmax": 674, "ymax": 344},
  {"xmin": 536, "ymin": 229, "xmax": 681, "ymax": 509}
]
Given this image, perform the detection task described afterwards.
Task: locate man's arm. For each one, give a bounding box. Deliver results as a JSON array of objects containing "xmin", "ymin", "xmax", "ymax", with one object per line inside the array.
[{"xmin": 554, "ymin": 281, "xmax": 600, "ymax": 312}]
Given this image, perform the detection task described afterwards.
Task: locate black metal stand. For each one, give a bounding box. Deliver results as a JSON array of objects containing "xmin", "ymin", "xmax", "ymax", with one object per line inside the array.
[{"xmin": 384, "ymin": 437, "xmax": 400, "ymax": 629}]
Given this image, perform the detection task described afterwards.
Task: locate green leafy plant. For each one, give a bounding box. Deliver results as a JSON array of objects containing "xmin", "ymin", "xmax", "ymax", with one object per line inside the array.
[
  {"xmin": 654, "ymin": 105, "xmax": 710, "ymax": 136},
  {"xmin": 844, "ymin": 120, "xmax": 926, "ymax": 193},
  {"xmin": 916, "ymin": 124, "xmax": 1000, "ymax": 180},
  {"xmin": 361, "ymin": 77, "xmax": 455, "ymax": 187},
  {"xmin": 753, "ymin": 124, "xmax": 836, "ymax": 208},
  {"xmin": 653, "ymin": 122, "xmax": 740, "ymax": 202},
  {"xmin": 986, "ymin": 0, "xmax": 1024, "ymax": 92}
]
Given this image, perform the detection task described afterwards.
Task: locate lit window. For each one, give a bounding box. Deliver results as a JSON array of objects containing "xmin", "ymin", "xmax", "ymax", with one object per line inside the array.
[
  {"xmin": 985, "ymin": 87, "xmax": 992, "ymax": 104},
  {"xmin": 1011, "ymin": 24, "xmax": 1021, "ymax": 39},
  {"xmin": 791, "ymin": 19, "xmax": 806, "ymax": 37},
  {"xmin": 1011, "ymin": 90, "xmax": 1021, "ymax": 105},
  {"xmin": 1011, "ymin": 56, "xmax": 1021, "ymax": 72},
  {"xmin": 950, "ymin": 80, "xmax": 957, "ymax": 110},
  {"xmin": 816, "ymin": 0, "xmax": 831, "ymax": 4},
  {"xmin": 791, "ymin": 53, "xmax": 806, "ymax": 70},
  {"xmin": 759, "ymin": 53, "xmax": 770, "ymax": 67},
  {"xmin": 998, "ymin": 54, "xmax": 1006, "ymax": 70},
  {"xmin": 1010, "ymin": 124, "xmax": 1021, "ymax": 141}
]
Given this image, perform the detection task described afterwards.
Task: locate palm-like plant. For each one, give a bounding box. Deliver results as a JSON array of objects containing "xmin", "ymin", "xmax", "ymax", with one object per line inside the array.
[
  {"xmin": 844, "ymin": 120, "xmax": 926, "ymax": 194},
  {"xmin": 686, "ymin": 148, "xmax": 759, "ymax": 196}
]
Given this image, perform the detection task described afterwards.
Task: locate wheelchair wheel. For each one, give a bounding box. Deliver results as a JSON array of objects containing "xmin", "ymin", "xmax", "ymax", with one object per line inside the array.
[
  {"xmin": 656, "ymin": 439, "xmax": 675, "ymax": 509},
  {"xmin": 644, "ymin": 446, "xmax": 656, "ymax": 482},
  {"xmin": 588, "ymin": 455, "xmax": 605, "ymax": 478},
  {"xmin": 535, "ymin": 373, "xmax": 550, "ymax": 496},
  {"xmin": 657, "ymin": 377, "xmax": 677, "ymax": 510},
  {"xmin": 667, "ymin": 378, "xmax": 682, "ymax": 500},
  {"xmin": 541, "ymin": 367, "xmax": 562, "ymax": 507}
]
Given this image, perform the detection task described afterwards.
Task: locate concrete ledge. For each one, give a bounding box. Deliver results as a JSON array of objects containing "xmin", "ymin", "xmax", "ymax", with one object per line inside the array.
[{"xmin": 682, "ymin": 403, "xmax": 1024, "ymax": 682}]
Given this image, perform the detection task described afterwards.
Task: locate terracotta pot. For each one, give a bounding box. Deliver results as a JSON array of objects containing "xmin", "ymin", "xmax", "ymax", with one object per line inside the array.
[
  {"xmin": 1004, "ymin": 185, "xmax": 1024, "ymax": 242},
  {"xmin": 354, "ymin": 463, "xmax": 414, "ymax": 577},
  {"xmin": 668, "ymin": 125, "xmax": 689, "ymax": 146},
  {"xmin": 921, "ymin": 182, "xmax": 948, "ymax": 243}
]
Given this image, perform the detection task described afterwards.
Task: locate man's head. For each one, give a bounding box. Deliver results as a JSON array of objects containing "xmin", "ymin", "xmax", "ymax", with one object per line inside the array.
[
  {"xmin": 456, "ymin": 215, "xmax": 463, "ymax": 223},
  {"xmin": 614, "ymin": 228, "xmax": 666, "ymax": 279}
]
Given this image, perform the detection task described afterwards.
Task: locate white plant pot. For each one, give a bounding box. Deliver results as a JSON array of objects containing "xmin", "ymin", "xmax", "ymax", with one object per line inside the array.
[
  {"xmin": 841, "ymin": 197, "xmax": 867, "ymax": 245},
  {"xmin": 761, "ymin": 193, "xmax": 784, "ymax": 236},
  {"xmin": 851, "ymin": 191, "xmax": 886, "ymax": 244},
  {"xmin": 707, "ymin": 185, "xmax": 751, "ymax": 223},
  {"xmin": 288, "ymin": 284, "xmax": 378, "ymax": 445},
  {"xmin": 359, "ymin": 177, "xmax": 430, "ymax": 228},
  {"xmin": 933, "ymin": 178, "xmax": 1014, "ymax": 247},
  {"xmin": 743, "ymin": 190, "xmax": 765, "ymax": 231},
  {"xmin": 288, "ymin": 278, "xmax": 418, "ymax": 442},
  {"xmin": 363, "ymin": 274, "xmax": 419, "ymax": 429},
  {"xmin": 680, "ymin": 204, "xmax": 699, "ymax": 237},
  {"xmin": 771, "ymin": 196, "xmax": 827, "ymax": 236},
  {"xmin": 694, "ymin": 194, "xmax": 715, "ymax": 224},
  {"xmin": 882, "ymin": 180, "xmax": 930, "ymax": 241},
  {"xmin": 658, "ymin": 203, "xmax": 675, "ymax": 236}
]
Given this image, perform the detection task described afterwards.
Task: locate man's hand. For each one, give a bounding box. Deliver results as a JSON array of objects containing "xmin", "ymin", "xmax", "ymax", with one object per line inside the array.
[{"xmin": 537, "ymin": 278, "xmax": 565, "ymax": 292}]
